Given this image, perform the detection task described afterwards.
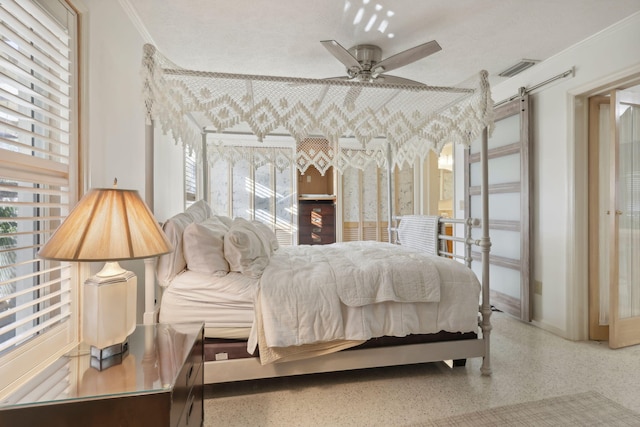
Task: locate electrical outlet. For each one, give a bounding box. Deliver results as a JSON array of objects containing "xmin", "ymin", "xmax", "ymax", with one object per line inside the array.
[{"xmin": 534, "ymin": 280, "xmax": 542, "ymax": 295}]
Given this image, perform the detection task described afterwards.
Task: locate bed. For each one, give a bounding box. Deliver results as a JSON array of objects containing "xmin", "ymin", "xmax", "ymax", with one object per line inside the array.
[
  {"xmin": 152, "ymin": 202, "xmax": 490, "ymax": 383},
  {"xmin": 140, "ymin": 43, "xmax": 494, "ymax": 383}
]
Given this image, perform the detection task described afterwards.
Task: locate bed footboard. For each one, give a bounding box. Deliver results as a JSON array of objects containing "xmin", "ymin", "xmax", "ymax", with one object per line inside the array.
[
  {"xmin": 390, "ymin": 215, "xmax": 479, "ymax": 267},
  {"xmin": 391, "ymin": 213, "xmax": 491, "ymax": 376}
]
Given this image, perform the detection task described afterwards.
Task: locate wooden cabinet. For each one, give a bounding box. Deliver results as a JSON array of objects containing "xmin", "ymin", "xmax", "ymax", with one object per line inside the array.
[
  {"xmin": 299, "ymin": 200, "xmax": 335, "ymax": 245},
  {"xmin": 0, "ymin": 323, "xmax": 204, "ymax": 427}
]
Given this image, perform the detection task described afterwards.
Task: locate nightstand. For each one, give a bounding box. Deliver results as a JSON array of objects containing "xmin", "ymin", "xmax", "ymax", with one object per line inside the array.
[
  {"xmin": 0, "ymin": 322, "xmax": 204, "ymax": 427},
  {"xmin": 299, "ymin": 199, "xmax": 336, "ymax": 245}
]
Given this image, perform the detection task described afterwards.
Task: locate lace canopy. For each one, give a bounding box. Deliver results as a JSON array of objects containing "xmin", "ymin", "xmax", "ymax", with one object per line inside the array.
[{"xmin": 142, "ymin": 44, "xmax": 493, "ymax": 174}]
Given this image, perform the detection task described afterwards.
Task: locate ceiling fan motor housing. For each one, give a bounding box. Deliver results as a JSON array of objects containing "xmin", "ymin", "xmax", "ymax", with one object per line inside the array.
[{"xmin": 348, "ymin": 44, "xmax": 382, "ymax": 71}]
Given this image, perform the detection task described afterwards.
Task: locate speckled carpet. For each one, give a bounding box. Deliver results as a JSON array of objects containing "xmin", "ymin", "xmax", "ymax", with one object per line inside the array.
[{"xmin": 423, "ymin": 391, "xmax": 640, "ymax": 426}]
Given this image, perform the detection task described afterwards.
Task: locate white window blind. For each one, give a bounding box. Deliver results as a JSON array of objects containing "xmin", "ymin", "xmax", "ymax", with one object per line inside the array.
[{"xmin": 0, "ymin": 0, "xmax": 75, "ymax": 358}]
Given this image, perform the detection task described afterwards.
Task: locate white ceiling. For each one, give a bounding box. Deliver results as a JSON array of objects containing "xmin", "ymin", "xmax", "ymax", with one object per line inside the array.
[{"xmin": 127, "ymin": 0, "xmax": 640, "ymax": 87}]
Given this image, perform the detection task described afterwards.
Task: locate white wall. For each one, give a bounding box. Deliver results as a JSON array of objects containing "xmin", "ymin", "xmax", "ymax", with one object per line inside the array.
[
  {"xmin": 153, "ymin": 131, "xmax": 186, "ymax": 222},
  {"xmin": 84, "ymin": 0, "xmax": 146, "ymax": 191},
  {"xmin": 83, "ymin": 0, "xmax": 149, "ymax": 322},
  {"xmin": 490, "ymin": 12, "xmax": 640, "ymax": 339}
]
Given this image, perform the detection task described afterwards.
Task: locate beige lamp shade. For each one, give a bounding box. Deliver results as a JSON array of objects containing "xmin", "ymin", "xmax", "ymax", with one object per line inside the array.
[{"xmin": 39, "ymin": 187, "xmax": 173, "ymax": 262}]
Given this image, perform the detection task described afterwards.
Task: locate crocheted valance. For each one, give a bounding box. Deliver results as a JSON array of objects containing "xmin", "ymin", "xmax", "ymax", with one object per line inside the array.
[{"xmin": 142, "ymin": 44, "xmax": 493, "ymax": 174}]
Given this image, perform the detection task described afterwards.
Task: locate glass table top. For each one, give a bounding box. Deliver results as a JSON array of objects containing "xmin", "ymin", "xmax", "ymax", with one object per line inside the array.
[{"xmin": 0, "ymin": 322, "xmax": 203, "ymax": 408}]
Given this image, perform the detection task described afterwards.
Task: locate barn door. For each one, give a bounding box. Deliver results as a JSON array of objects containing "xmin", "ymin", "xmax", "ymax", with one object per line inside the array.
[{"xmin": 466, "ymin": 95, "xmax": 532, "ymax": 321}]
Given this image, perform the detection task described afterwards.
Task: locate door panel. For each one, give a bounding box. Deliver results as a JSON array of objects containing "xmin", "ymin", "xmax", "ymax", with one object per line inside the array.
[
  {"xmin": 588, "ymin": 96, "xmax": 611, "ymax": 341},
  {"xmin": 467, "ymin": 96, "xmax": 531, "ymax": 321},
  {"xmin": 609, "ymin": 89, "xmax": 640, "ymax": 349}
]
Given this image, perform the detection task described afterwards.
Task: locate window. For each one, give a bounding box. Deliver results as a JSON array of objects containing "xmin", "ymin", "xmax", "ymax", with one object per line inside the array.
[
  {"xmin": 184, "ymin": 146, "xmax": 198, "ymax": 208},
  {"xmin": 209, "ymin": 154, "xmax": 296, "ymax": 246},
  {"xmin": 0, "ymin": 0, "xmax": 78, "ymax": 395}
]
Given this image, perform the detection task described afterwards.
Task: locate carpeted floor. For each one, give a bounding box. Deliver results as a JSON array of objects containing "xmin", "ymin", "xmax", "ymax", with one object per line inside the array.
[{"xmin": 422, "ymin": 391, "xmax": 640, "ymax": 426}]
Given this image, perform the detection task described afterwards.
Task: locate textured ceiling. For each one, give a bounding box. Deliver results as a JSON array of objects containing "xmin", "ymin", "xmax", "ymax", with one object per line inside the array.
[{"xmin": 126, "ymin": 0, "xmax": 640, "ymax": 87}]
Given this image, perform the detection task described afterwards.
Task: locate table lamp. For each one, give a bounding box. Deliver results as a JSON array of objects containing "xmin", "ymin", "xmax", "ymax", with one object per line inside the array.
[{"xmin": 38, "ymin": 180, "xmax": 172, "ymax": 369}]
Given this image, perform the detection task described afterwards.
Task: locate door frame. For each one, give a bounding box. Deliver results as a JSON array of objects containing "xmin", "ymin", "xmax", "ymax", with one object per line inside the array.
[{"xmin": 572, "ymin": 71, "xmax": 640, "ymax": 341}]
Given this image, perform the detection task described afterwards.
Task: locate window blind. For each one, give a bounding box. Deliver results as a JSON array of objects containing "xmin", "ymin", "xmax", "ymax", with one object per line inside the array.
[{"xmin": 0, "ymin": 0, "xmax": 74, "ymax": 356}]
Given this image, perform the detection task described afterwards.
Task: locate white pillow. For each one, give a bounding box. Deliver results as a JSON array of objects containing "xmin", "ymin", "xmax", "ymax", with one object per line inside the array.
[
  {"xmin": 185, "ymin": 199, "xmax": 213, "ymax": 222},
  {"xmin": 183, "ymin": 218, "xmax": 229, "ymax": 276},
  {"xmin": 252, "ymin": 220, "xmax": 279, "ymax": 252},
  {"xmin": 224, "ymin": 218, "xmax": 270, "ymax": 278},
  {"xmin": 156, "ymin": 212, "xmax": 192, "ymax": 287},
  {"xmin": 155, "ymin": 201, "xmax": 215, "ymax": 287}
]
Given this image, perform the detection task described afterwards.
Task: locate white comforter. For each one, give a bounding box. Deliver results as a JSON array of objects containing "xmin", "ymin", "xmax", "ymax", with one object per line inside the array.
[{"xmin": 248, "ymin": 241, "xmax": 481, "ymax": 363}]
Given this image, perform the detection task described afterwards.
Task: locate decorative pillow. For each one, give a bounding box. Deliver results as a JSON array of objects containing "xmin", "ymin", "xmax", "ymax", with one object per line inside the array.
[
  {"xmin": 251, "ymin": 220, "xmax": 279, "ymax": 252},
  {"xmin": 183, "ymin": 218, "xmax": 229, "ymax": 276},
  {"xmin": 224, "ymin": 218, "xmax": 270, "ymax": 278},
  {"xmin": 156, "ymin": 212, "xmax": 193, "ymax": 287},
  {"xmin": 156, "ymin": 200, "xmax": 214, "ymax": 287},
  {"xmin": 185, "ymin": 199, "xmax": 213, "ymax": 223}
]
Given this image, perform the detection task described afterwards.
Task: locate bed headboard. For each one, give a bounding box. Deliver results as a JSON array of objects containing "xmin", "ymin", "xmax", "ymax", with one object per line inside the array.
[{"xmin": 156, "ymin": 200, "xmax": 212, "ymax": 287}]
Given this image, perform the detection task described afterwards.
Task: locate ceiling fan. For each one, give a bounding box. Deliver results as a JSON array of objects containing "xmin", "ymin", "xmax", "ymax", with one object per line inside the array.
[{"xmin": 320, "ymin": 39, "xmax": 442, "ymax": 86}]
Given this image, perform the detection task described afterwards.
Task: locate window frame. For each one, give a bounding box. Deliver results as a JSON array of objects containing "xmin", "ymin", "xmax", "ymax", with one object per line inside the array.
[{"xmin": 0, "ymin": 0, "xmax": 82, "ymax": 398}]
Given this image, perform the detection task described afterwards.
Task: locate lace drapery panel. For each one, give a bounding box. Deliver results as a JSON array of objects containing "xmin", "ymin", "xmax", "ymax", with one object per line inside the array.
[
  {"xmin": 142, "ymin": 43, "xmax": 493, "ymax": 174},
  {"xmin": 207, "ymin": 136, "xmax": 392, "ymax": 176}
]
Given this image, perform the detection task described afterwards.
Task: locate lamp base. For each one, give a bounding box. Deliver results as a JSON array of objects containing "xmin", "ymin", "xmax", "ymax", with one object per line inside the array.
[
  {"xmin": 90, "ymin": 338, "xmax": 130, "ymax": 360},
  {"xmin": 90, "ymin": 338, "xmax": 130, "ymax": 371},
  {"xmin": 83, "ymin": 264, "xmax": 137, "ymax": 364}
]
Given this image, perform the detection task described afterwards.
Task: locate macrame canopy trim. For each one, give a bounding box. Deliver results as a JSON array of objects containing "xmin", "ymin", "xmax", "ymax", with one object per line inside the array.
[{"xmin": 142, "ymin": 43, "xmax": 493, "ymax": 174}]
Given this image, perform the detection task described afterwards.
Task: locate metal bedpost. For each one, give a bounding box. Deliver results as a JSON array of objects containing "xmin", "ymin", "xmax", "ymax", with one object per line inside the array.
[
  {"xmin": 465, "ymin": 218, "xmax": 473, "ymax": 268},
  {"xmin": 480, "ymin": 126, "xmax": 492, "ymax": 376},
  {"xmin": 143, "ymin": 118, "xmax": 157, "ymax": 325},
  {"xmin": 201, "ymin": 131, "xmax": 209, "ymax": 204},
  {"xmin": 387, "ymin": 142, "xmax": 393, "ymax": 243},
  {"xmin": 143, "ymin": 45, "xmax": 159, "ymax": 325}
]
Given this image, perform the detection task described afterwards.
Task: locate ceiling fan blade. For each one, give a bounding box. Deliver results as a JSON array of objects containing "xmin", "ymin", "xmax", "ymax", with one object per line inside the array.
[
  {"xmin": 372, "ymin": 40, "xmax": 442, "ymax": 74},
  {"xmin": 375, "ymin": 74, "xmax": 426, "ymax": 87},
  {"xmin": 323, "ymin": 76, "xmax": 354, "ymax": 81},
  {"xmin": 321, "ymin": 40, "xmax": 362, "ymax": 71}
]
